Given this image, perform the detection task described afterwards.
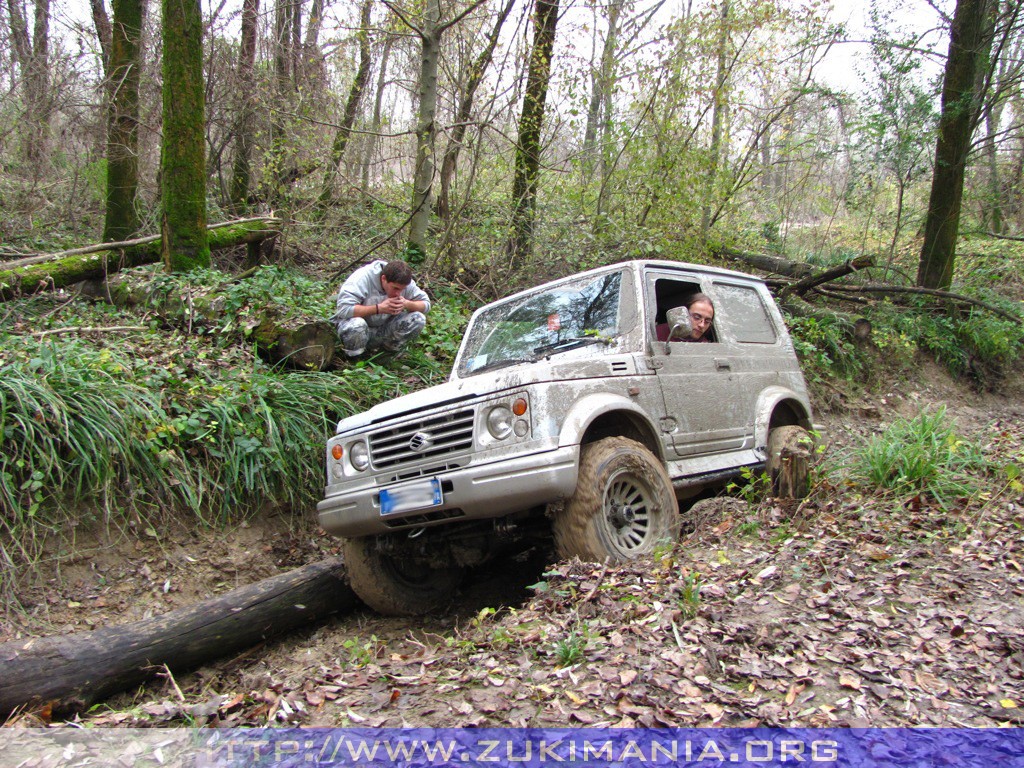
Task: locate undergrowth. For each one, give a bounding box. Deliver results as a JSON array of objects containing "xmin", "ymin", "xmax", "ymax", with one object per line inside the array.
[
  {"xmin": 0, "ymin": 270, "xmax": 474, "ymax": 593},
  {"xmin": 841, "ymin": 406, "xmax": 992, "ymax": 508}
]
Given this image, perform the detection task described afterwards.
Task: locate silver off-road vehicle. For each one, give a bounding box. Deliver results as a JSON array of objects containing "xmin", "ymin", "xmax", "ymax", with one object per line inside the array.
[{"xmin": 318, "ymin": 260, "xmax": 817, "ymax": 615}]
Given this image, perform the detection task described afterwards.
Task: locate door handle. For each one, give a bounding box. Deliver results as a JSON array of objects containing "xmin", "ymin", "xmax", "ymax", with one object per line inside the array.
[{"xmin": 715, "ymin": 358, "xmax": 732, "ymax": 371}]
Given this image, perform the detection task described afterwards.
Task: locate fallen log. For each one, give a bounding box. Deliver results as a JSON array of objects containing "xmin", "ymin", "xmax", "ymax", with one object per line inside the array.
[
  {"xmin": 0, "ymin": 217, "xmax": 282, "ymax": 302},
  {"xmin": 82, "ymin": 268, "xmax": 338, "ymax": 370},
  {"xmin": 714, "ymin": 247, "xmax": 815, "ymax": 279},
  {"xmin": 0, "ymin": 556, "xmax": 357, "ymax": 719}
]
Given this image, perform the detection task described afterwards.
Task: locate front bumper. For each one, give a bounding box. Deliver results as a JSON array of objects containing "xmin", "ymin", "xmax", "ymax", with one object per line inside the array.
[{"xmin": 317, "ymin": 444, "xmax": 580, "ymax": 538}]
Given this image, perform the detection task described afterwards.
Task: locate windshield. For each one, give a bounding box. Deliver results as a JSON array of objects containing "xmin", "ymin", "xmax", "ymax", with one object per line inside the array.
[{"xmin": 458, "ymin": 270, "xmax": 625, "ymax": 377}]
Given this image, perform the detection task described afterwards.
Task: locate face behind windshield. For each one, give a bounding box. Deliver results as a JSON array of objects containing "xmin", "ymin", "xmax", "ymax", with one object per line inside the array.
[{"xmin": 458, "ymin": 271, "xmax": 625, "ymax": 377}]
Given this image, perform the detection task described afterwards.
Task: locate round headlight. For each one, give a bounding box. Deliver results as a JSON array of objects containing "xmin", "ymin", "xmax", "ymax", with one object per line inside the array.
[
  {"xmin": 486, "ymin": 405, "xmax": 514, "ymax": 440},
  {"xmin": 349, "ymin": 441, "xmax": 369, "ymax": 470}
]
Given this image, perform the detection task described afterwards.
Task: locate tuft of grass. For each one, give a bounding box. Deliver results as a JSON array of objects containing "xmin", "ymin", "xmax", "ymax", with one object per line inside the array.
[
  {"xmin": 551, "ymin": 632, "xmax": 586, "ymax": 667},
  {"xmin": 844, "ymin": 406, "xmax": 990, "ymax": 507}
]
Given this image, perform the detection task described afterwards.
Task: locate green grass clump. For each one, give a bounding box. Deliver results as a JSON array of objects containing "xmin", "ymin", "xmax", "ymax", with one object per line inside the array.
[
  {"xmin": 0, "ymin": 331, "xmax": 401, "ymax": 588},
  {"xmin": 845, "ymin": 406, "xmax": 990, "ymax": 507}
]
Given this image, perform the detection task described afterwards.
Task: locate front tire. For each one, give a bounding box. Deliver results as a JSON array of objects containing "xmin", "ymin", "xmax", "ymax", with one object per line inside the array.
[
  {"xmin": 554, "ymin": 437, "xmax": 678, "ymax": 563},
  {"xmin": 342, "ymin": 536, "xmax": 463, "ymax": 616}
]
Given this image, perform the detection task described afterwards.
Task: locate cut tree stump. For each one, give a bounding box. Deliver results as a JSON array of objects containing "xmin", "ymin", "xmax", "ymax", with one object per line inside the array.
[{"xmin": 0, "ymin": 556, "xmax": 357, "ymax": 719}]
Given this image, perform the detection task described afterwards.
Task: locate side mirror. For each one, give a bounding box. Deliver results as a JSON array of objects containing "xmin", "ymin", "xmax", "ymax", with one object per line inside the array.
[{"xmin": 664, "ymin": 306, "xmax": 692, "ymax": 353}]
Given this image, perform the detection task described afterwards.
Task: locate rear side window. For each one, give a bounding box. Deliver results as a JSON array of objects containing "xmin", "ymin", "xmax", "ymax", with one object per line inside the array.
[{"xmin": 713, "ymin": 283, "xmax": 777, "ymax": 344}]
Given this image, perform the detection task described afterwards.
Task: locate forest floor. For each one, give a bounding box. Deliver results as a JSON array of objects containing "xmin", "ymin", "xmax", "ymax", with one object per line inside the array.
[{"xmin": 2, "ymin": 361, "xmax": 1023, "ymax": 729}]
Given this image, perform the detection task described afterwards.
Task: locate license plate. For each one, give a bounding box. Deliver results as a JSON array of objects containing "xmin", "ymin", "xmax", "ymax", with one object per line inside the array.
[{"xmin": 379, "ymin": 478, "xmax": 443, "ymax": 516}]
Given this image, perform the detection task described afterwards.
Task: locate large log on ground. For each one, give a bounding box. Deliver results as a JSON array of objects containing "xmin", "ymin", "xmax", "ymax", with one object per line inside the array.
[
  {"xmin": 0, "ymin": 218, "xmax": 281, "ymax": 302},
  {"xmin": 82, "ymin": 269, "xmax": 338, "ymax": 370},
  {"xmin": 0, "ymin": 556, "xmax": 357, "ymax": 719},
  {"xmin": 714, "ymin": 247, "xmax": 815, "ymax": 278}
]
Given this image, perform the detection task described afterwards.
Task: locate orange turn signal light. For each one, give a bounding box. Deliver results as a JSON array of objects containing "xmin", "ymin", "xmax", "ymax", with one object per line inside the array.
[
  {"xmin": 512, "ymin": 398, "xmax": 528, "ymax": 416},
  {"xmin": 331, "ymin": 444, "xmax": 344, "ymax": 460}
]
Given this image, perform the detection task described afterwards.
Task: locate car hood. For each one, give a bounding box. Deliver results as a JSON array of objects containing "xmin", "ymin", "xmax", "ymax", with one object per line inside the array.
[{"xmin": 333, "ymin": 354, "xmax": 637, "ymax": 435}]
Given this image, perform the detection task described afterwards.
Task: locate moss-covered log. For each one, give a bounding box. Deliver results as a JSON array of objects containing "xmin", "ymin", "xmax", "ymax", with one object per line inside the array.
[
  {"xmin": 83, "ymin": 262, "xmax": 337, "ymax": 370},
  {"xmin": 0, "ymin": 218, "xmax": 280, "ymax": 302},
  {"xmin": 252, "ymin": 316, "xmax": 338, "ymax": 370}
]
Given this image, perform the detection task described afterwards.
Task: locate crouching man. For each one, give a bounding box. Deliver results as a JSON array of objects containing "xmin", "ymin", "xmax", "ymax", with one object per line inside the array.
[{"xmin": 331, "ymin": 259, "xmax": 430, "ymax": 357}]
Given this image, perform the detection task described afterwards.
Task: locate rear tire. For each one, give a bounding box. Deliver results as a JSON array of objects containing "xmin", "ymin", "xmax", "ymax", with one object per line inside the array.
[
  {"xmin": 554, "ymin": 437, "xmax": 678, "ymax": 563},
  {"xmin": 766, "ymin": 425, "xmax": 813, "ymax": 499},
  {"xmin": 342, "ymin": 536, "xmax": 463, "ymax": 616}
]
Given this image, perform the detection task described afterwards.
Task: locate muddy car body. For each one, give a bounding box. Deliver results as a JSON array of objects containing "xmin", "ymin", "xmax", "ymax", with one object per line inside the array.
[{"xmin": 318, "ymin": 260, "xmax": 817, "ymax": 614}]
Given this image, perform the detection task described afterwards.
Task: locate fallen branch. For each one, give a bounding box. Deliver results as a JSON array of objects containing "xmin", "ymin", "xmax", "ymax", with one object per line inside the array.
[
  {"xmin": 780, "ymin": 255, "xmax": 874, "ymax": 301},
  {"xmin": 825, "ymin": 284, "xmax": 1021, "ymax": 324},
  {"xmin": 31, "ymin": 325, "xmax": 147, "ymax": 337},
  {"xmin": 714, "ymin": 248, "xmax": 815, "ymax": 279}
]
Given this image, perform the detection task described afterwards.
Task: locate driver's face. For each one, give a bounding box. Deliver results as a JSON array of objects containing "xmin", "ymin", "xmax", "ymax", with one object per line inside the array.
[
  {"xmin": 689, "ymin": 300, "xmax": 714, "ymax": 339},
  {"xmin": 381, "ymin": 277, "xmax": 409, "ymax": 298}
]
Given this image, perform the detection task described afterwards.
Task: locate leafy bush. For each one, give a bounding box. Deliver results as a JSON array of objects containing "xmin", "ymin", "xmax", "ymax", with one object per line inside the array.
[
  {"xmin": 844, "ymin": 406, "xmax": 990, "ymax": 507},
  {"xmin": 786, "ymin": 314, "xmax": 866, "ymax": 381}
]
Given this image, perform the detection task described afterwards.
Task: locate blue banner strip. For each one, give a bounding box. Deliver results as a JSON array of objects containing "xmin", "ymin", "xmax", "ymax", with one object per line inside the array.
[{"xmin": 0, "ymin": 728, "xmax": 1022, "ymax": 767}]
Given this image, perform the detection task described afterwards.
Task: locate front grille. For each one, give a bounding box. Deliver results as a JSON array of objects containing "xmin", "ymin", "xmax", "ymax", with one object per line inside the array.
[{"xmin": 369, "ymin": 408, "xmax": 475, "ymax": 470}]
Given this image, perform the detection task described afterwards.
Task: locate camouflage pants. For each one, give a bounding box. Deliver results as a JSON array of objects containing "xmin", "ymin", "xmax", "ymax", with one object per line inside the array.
[{"xmin": 334, "ymin": 312, "xmax": 427, "ymax": 357}]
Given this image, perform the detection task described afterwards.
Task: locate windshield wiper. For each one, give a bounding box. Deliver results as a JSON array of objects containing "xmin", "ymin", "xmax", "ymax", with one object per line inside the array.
[{"xmin": 532, "ymin": 336, "xmax": 608, "ymax": 359}]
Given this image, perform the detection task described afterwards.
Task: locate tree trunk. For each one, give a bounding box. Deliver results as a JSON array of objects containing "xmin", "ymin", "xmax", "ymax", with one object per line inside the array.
[
  {"xmin": 0, "ymin": 557, "xmax": 357, "ymax": 719},
  {"xmin": 229, "ymin": 0, "xmax": 259, "ymax": 212},
  {"xmin": 361, "ymin": 28, "xmax": 395, "ymax": 193},
  {"xmin": 0, "ymin": 218, "xmax": 280, "ymax": 301},
  {"xmin": 583, "ymin": 0, "xmax": 622, "ymax": 184},
  {"xmin": 506, "ymin": 0, "xmax": 560, "ymax": 270},
  {"xmin": 103, "ymin": 0, "xmax": 144, "ymax": 243},
  {"xmin": 89, "ymin": 0, "xmax": 112, "ymax": 76},
  {"xmin": 701, "ymin": 0, "xmax": 730, "ymax": 239},
  {"xmin": 161, "ymin": 0, "xmax": 210, "ymax": 272},
  {"xmin": 319, "ymin": 0, "xmax": 372, "ymax": 208},
  {"xmin": 435, "ymin": 0, "xmax": 515, "ymax": 222},
  {"xmin": 407, "ymin": 0, "xmax": 442, "ymax": 257},
  {"xmin": 917, "ymin": 0, "xmax": 993, "ymax": 289}
]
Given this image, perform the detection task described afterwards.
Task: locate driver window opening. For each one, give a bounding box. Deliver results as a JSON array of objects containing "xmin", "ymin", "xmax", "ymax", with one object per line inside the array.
[{"xmin": 653, "ymin": 279, "xmax": 717, "ymax": 343}]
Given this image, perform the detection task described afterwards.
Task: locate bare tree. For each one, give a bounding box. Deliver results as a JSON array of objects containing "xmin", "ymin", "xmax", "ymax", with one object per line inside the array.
[
  {"xmin": 319, "ymin": 0, "xmax": 373, "ymax": 207},
  {"xmin": 435, "ymin": 0, "xmax": 515, "ymax": 221},
  {"xmin": 384, "ymin": 0, "xmax": 490, "ymax": 257},
  {"xmin": 229, "ymin": 0, "xmax": 259, "ymax": 212}
]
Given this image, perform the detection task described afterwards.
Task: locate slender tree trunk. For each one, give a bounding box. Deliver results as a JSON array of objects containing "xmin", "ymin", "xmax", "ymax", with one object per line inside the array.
[
  {"xmin": 319, "ymin": 0, "xmax": 372, "ymax": 208},
  {"xmin": 160, "ymin": 0, "xmax": 209, "ymax": 272},
  {"xmin": 701, "ymin": 0, "xmax": 730, "ymax": 239},
  {"xmin": 583, "ymin": 0, "xmax": 622, "ymax": 183},
  {"xmin": 361, "ymin": 30, "xmax": 395, "ymax": 193},
  {"xmin": 917, "ymin": 0, "xmax": 993, "ymax": 289},
  {"xmin": 103, "ymin": 0, "xmax": 144, "ymax": 243},
  {"xmin": 89, "ymin": 0, "xmax": 112, "ymax": 76},
  {"xmin": 407, "ymin": 0, "xmax": 442, "ymax": 257},
  {"xmin": 507, "ymin": 0, "xmax": 560, "ymax": 270},
  {"xmin": 435, "ymin": 0, "xmax": 515, "ymax": 222},
  {"xmin": 229, "ymin": 0, "xmax": 259, "ymax": 212}
]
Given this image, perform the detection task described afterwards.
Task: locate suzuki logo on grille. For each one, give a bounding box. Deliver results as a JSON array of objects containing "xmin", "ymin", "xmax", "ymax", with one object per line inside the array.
[{"xmin": 409, "ymin": 432, "xmax": 434, "ymax": 452}]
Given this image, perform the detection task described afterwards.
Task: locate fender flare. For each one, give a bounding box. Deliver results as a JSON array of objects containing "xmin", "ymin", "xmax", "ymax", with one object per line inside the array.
[
  {"xmin": 752, "ymin": 386, "xmax": 813, "ymax": 456},
  {"xmin": 557, "ymin": 393, "xmax": 659, "ymax": 450}
]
